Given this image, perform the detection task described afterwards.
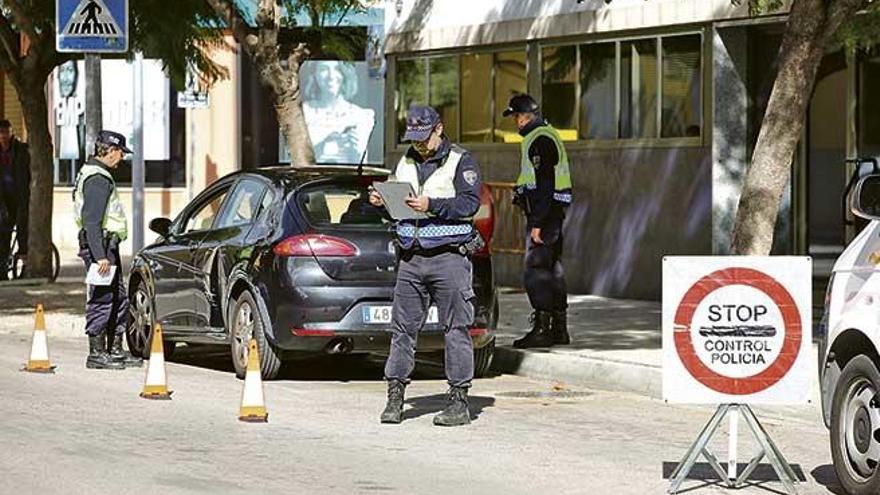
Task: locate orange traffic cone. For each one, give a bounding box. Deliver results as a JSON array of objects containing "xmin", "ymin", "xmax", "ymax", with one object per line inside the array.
[
  {"xmin": 140, "ymin": 324, "xmax": 172, "ymax": 400},
  {"xmin": 22, "ymin": 304, "xmax": 55, "ymax": 373},
  {"xmin": 238, "ymin": 338, "xmax": 268, "ymax": 423}
]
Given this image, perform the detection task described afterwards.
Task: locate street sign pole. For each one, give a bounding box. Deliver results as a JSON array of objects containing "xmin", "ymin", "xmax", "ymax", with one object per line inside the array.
[
  {"xmin": 84, "ymin": 54, "xmax": 102, "ymax": 156},
  {"xmin": 132, "ymin": 51, "xmax": 144, "ymax": 253}
]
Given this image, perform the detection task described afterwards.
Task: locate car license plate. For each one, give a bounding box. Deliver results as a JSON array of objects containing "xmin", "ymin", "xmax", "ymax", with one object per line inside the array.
[{"xmin": 363, "ymin": 306, "xmax": 438, "ymax": 324}]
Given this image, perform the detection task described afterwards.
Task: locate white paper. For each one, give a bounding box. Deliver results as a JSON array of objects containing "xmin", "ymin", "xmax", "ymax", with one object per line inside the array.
[{"xmin": 86, "ymin": 264, "xmax": 117, "ymax": 286}]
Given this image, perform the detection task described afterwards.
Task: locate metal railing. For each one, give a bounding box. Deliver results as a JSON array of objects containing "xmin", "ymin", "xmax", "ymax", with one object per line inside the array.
[{"xmin": 486, "ymin": 181, "xmax": 526, "ymax": 255}]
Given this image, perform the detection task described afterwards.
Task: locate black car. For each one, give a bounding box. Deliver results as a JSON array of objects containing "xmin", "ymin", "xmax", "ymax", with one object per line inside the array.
[{"xmin": 127, "ymin": 165, "xmax": 498, "ymax": 379}]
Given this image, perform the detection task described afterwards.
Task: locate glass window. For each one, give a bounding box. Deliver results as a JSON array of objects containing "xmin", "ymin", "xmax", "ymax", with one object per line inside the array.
[
  {"xmin": 620, "ymin": 39, "xmax": 658, "ymax": 139},
  {"xmin": 461, "ymin": 53, "xmax": 493, "ymax": 143},
  {"xmin": 542, "ymin": 46, "xmax": 578, "ymax": 140},
  {"xmin": 215, "ymin": 179, "xmax": 267, "ymax": 229},
  {"xmin": 183, "ymin": 189, "xmax": 229, "ymax": 234},
  {"xmin": 860, "ymin": 56, "xmax": 880, "ymax": 157},
  {"xmin": 580, "ymin": 42, "xmax": 617, "ymax": 140},
  {"xmin": 396, "ymin": 58, "xmax": 427, "ymax": 143},
  {"xmin": 494, "ymin": 50, "xmax": 527, "ymax": 143},
  {"xmin": 429, "ymin": 57, "xmax": 460, "ymax": 141},
  {"xmin": 298, "ymin": 183, "xmax": 387, "ymax": 226},
  {"xmin": 662, "ymin": 35, "xmax": 702, "ymax": 138}
]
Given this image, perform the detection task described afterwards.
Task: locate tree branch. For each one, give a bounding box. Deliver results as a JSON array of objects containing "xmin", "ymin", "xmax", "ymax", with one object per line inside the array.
[
  {"xmin": 0, "ymin": 14, "xmax": 21, "ymax": 71},
  {"xmin": 4, "ymin": 0, "xmax": 39, "ymax": 42},
  {"xmin": 204, "ymin": 0, "xmax": 259, "ymax": 55},
  {"xmin": 824, "ymin": 0, "xmax": 869, "ymax": 42}
]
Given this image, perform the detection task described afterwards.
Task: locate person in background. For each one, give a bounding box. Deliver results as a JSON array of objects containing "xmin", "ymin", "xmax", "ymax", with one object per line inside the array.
[
  {"xmin": 504, "ymin": 94, "xmax": 573, "ymax": 349},
  {"xmin": 0, "ymin": 119, "xmax": 30, "ymax": 281}
]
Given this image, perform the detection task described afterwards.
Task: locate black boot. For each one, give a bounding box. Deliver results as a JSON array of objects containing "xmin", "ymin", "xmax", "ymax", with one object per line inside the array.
[
  {"xmin": 513, "ymin": 311, "xmax": 554, "ymax": 349},
  {"xmin": 86, "ymin": 335, "xmax": 125, "ymax": 370},
  {"xmin": 108, "ymin": 333, "xmax": 143, "ymax": 367},
  {"xmin": 551, "ymin": 310, "xmax": 570, "ymax": 345},
  {"xmin": 433, "ymin": 386, "xmax": 471, "ymax": 427},
  {"xmin": 380, "ymin": 380, "xmax": 406, "ymax": 424}
]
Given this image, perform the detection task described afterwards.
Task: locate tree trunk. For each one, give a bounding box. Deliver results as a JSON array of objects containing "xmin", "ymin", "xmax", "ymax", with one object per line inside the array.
[
  {"xmin": 276, "ymin": 89, "xmax": 315, "ymax": 166},
  {"xmin": 18, "ymin": 82, "xmax": 54, "ymax": 279},
  {"xmin": 729, "ymin": 0, "xmax": 862, "ymax": 255}
]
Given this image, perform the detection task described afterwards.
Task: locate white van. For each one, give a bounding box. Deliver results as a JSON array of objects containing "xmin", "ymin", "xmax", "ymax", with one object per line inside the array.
[{"xmin": 820, "ymin": 159, "xmax": 880, "ymax": 494}]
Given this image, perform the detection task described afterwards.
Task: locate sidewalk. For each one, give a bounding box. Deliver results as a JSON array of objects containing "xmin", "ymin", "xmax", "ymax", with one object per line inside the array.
[{"xmin": 492, "ymin": 290, "xmax": 665, "ymax": 398}]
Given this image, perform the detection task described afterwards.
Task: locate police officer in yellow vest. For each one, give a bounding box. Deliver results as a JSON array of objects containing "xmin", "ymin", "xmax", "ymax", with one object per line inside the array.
[
  {"xmin": 370, "ymin": 106, "xmax": 482, "ymax": 427},
  {"xmin": 73, "ymin": 130, "xmax": 142, "ymax": 370},
  {"xmin": 504, "ymin": 94, "xmax": 573, "ymax": 348}
]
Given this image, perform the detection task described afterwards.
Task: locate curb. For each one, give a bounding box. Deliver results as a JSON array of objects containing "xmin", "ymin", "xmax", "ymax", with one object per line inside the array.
[{"xmin": 492, "ymin": 346, "xmax": 662, "ymax": 399}]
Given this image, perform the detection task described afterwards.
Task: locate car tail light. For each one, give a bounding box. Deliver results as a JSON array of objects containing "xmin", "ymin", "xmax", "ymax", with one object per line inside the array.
[
  {"xmin": 469, "ymin": 327, "xmax": 488, "ymax": 337},
  {"xmin": 273, "ymin": 234, "xmax": 358, "ymax": 257},
  {"xmin": 473, "ymin": 184, "xmax": 495, "ymax": 257}
]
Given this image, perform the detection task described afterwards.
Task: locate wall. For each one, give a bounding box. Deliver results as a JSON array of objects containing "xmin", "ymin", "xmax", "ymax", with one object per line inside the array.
[{"xmin": 390, "ymin": 143, "xmax": 713, "ymax": 300}]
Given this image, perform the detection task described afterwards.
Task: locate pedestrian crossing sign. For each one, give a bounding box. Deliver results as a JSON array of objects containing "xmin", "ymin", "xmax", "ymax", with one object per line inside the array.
[{"xmin": 56, "ymin": 0, "xmax": 128, "ymax": 53}]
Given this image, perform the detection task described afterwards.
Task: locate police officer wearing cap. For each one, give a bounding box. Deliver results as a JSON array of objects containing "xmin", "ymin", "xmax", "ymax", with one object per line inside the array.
[
  {"xmin": 504, "ymin": 94, "xmax": 572, "ymax": 348},
  {"xmin": 370, "ymin": 105, "xmax": 482, "ymax": 427},
  {"xmin": 73, "ymin": 130, "xmax": 142, "ymax": 369}
]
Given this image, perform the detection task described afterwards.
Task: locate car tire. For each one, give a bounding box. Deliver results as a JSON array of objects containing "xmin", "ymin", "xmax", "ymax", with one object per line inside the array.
[
  {"xmin": 128, "ymin": 282, "xmax": 176, "ymax": 360},
  {"xmin": 474, "ymin": 338, "xmax": 495, "ymax": 378},
  {"xmin": 831, "ymin": 355, "xmax": 880, "ymax": 495},
  {"xmin": 230, "ymin": 289, "xmax": 282, "ymax": 380}
]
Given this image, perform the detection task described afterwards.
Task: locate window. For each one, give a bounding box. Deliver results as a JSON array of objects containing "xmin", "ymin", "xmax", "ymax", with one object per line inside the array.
[
  {"xmin": 662, "ymin": 35, "xmax": 702, "ymax": 138},
  {"xmin": 396, "ymin": 58, "xmax": 427, "ymax": 143},
  {"xmin": 580, "ymin": 42, "xmax": 617, "ymax": 140},
  {"xmin": 298, "ymin": 183, "xmax": 387, "ymax": 226},
  {"xmin": 183, "ymin": 189, "xmax": 229, "ymax": 234},
  {"xmin": 461, "ymin": 53, "xmax": 493, "ymax": 143},
  {"xmin": 429, "ymin": 57, "xmax": 460, "ymax": 141},
  {"xmin": 620, "ymin": 39, "xmax": 659, "ymax": 139},
  {"xmin": 542, "ymin": 46, "xmax": 578, "ymax": 140},
  {"xmin": 215, "ymin": 179, "xmax": 267, "ymax": 229},
  {"xmin": 494, "ymin": 51, "xmax": 528, "ymax": 143}
]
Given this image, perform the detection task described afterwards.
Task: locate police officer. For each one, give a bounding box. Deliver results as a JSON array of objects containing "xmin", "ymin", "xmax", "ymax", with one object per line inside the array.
[
  {"xmin": 74, "ymin": 131, "xmax": 142, "ymax": 369},
  {"xmin": 504, "ymin": 94, "xmax": 572, "ymax": 348},
  {"xmin": 370, "ymin": 106, "xmax": 482, "ymax": 427}
]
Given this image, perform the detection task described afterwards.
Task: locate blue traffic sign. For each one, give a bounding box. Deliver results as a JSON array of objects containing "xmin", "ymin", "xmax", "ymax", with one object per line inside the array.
[{"xmin": 56, "ymin": 0, "xmax": 128, "ymax": 53}]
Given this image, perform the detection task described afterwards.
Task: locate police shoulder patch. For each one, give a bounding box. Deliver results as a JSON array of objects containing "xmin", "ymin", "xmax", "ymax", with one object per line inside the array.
[{"xmin": 463, "ymin": 170, "xmax": 478, "ymax": 186}]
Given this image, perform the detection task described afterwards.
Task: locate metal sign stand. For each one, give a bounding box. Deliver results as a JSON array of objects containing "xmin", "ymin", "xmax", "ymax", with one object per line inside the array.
[{"xmin": 668, "ymin": 404, "xmax": 799, "ymax": 494}]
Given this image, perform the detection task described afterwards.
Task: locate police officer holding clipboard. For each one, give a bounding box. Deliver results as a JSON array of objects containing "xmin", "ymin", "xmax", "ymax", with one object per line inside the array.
[
  {"xmin": 74, "ymin": 131, "xmax": 142, "ymax": 370},
  {"xmin": 369, "ymin": 106, "xmax": 482, "ymax": 427}
]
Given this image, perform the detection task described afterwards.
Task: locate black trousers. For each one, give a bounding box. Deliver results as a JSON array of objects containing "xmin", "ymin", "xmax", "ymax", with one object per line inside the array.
[
  {"xmin": 79, "ymin": 236, "xmax": 128, "ymax": 338},
  {"xmin": 524, "ymin": 223, "xmax": 567, "ymax": 312}
]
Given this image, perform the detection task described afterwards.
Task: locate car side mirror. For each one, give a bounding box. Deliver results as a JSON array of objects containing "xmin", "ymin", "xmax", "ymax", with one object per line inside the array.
[
  {"xmin": 852, "ymin": 175, "xmax": 880, "ymax": 220},
  {"xmin": 149, "ymin": 217, "xmax": 172, "ymax": 237}
]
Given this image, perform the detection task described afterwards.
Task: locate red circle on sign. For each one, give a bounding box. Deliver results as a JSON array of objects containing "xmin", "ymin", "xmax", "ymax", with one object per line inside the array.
[{"xmin": 673, "ymin": 267, "xmax": 802, "ymax": 395}]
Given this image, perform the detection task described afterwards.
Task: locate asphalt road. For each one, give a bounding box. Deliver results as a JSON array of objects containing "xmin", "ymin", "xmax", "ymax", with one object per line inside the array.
[{"xmin": 0, "ymin": 335, "xmax": 842, "ymax": 495}]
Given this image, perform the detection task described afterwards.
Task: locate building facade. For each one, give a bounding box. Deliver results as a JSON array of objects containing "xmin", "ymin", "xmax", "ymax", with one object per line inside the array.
[{"xmin": 383, "ymin": 0, "xmax": 878, "ymax": 300}]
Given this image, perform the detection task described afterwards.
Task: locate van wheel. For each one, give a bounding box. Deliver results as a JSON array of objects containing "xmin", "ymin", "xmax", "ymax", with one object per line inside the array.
[
  {"xmin": 230, "ymin": 290, "xmax": 282, "ymax": 380},
  {"xmin": 474, "ymin": 339, "xmax": 495, "ymax": 378},
  {"xmin": 832, "ymin": 355, "xmax": 880, "ymax": 495}
]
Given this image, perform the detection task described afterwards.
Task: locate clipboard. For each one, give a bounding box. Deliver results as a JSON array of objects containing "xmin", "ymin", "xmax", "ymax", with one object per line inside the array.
[
  {"xmin": 86, "ymin": 263, "xmax": 117, "ymax": 286},
  {"xmin": 372, "ymin": 181, "xmax": 429, "ymax": 220}
]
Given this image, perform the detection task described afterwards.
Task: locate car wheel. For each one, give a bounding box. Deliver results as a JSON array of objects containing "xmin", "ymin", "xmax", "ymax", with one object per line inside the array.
[
  {"xmin": 127, "ymin": 282, "xmax": 175, "ymax": 359},
  {"xmin": 831, "ymin": 355, "xmax": 880, "ymax": 495},
  {"xmin": 230, "ymin": 290, "xmax": 282, "ymax": 380},
  {"xmin": 474, "ymin": 338, "xmax": 495, "ymax": 378}
]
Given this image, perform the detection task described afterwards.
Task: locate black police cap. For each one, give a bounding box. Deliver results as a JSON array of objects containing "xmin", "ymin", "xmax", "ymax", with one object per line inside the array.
[{"xmin": 502, "ymin": 94, "xmax": 539, "ymax": 116}]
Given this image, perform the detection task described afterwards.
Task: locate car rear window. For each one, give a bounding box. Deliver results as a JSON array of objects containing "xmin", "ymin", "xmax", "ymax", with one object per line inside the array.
[{"xmin": 297, "ymin": 182, "xmax": 388, "ymax": 226}]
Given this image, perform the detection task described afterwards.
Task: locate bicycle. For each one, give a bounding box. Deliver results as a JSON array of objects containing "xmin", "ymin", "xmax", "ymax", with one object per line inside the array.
[{"xmin": 5, "ymin": 227, "xmax": 60, "ymax": 282}]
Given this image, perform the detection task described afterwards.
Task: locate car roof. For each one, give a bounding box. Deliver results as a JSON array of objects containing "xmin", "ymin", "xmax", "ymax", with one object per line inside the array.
[{"xmin": 231, "ymin": 164, "xmax": 391, "ymax": 186}]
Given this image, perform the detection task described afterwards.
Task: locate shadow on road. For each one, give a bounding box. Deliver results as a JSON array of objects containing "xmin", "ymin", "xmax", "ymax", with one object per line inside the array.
[
  {"xmin": 167, "ymin": 345, "xmax": 479, "ymax": 383},
  {"xmin": 810, "ymin": 464, "xmax": 844, "ymax": 494},
  {"xmin": 403, "ymin": 393, "xmax": 495, "ymax": 421},
  {"xmin": 660, "ymin": 461, "xmax": 810, "ymax": 495}
]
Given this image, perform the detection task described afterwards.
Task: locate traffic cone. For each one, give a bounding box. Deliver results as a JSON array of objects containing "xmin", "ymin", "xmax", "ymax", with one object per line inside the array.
[
  {"xmin": 22, "ymin": 304, "xmax": 55, "ymax": 373},
  {"xmin": 140, "ymin": 324, "xmax": 172, "ymax": 400},
  {"xmin": 238, "ymin": 338, "xmax": 268, "ymax": 423}
]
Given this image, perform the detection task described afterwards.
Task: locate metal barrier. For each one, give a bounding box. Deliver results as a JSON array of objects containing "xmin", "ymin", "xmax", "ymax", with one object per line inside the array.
[{"xmin": 486, "ymin": 182, "xmax": 526, "ymax": 255}]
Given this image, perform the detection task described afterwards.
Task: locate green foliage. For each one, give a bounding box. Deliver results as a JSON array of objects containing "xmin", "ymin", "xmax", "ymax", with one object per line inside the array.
[
  {"xmin": 280, "ymin": 0, "xmax": 369, "ymax": 60},
  {"xmin": 130, "ymin": 1, "xmax": 229, "ymax": 90},
  {"xmin": 835, "ymin": 4, "xmax": 880, "ymax": 54},
  {"xmin": 744, "ymin": 0, "xmax": 786, "ymax": 16}
]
